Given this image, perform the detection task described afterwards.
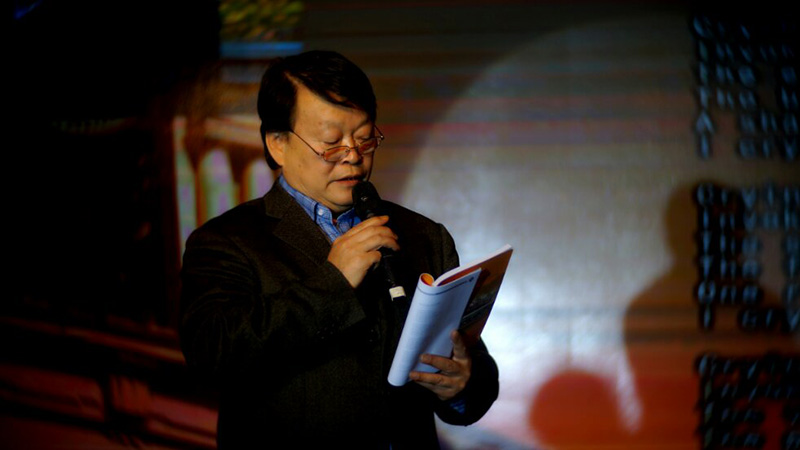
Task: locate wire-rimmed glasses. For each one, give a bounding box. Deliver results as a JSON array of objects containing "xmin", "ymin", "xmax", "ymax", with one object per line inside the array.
[{"xmin": 289, "ymin": 126, "xmax": 384, "ymax": 163}]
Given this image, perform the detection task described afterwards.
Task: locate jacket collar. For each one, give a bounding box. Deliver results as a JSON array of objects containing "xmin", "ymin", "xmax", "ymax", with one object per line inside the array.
[{"xmin": 260, "ymin": 180, "xmax": 332, "ymax": 265}]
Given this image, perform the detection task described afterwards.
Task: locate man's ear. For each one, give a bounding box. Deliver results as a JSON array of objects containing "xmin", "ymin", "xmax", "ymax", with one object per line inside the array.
[{"xmin": 266, "ymin": 132, "xmax": 287, "ymax": 167}]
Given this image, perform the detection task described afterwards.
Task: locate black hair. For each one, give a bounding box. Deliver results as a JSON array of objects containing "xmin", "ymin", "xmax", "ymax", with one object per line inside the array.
[{"xmin": 257, "ymin": 50, "xmax": 377, "ymax": 169}]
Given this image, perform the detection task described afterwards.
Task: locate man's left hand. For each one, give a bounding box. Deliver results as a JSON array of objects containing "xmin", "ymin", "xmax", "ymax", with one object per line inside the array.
[{"xmin": 409, "ymin": 330, "xmax": 471, "ymax": 401}]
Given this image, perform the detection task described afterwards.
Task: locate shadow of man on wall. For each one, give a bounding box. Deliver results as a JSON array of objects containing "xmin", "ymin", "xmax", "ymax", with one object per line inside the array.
[{"xmin": 529, "ymin": 184, "xmax": 702, "ymax": 448}]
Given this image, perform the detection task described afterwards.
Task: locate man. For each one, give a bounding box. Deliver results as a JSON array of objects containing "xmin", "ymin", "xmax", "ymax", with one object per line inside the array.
[{"xmin": 180, "ymin": 50, "xmax": 498, "ymax": 448}]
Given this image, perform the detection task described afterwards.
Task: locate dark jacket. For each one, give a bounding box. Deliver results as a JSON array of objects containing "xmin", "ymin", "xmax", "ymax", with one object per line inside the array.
[{"xmin": 180, "ymin": 183, "xmax": 499, "ymax": 449}]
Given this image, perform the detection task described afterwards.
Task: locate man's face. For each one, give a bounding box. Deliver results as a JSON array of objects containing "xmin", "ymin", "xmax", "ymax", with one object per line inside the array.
[{"xmin": 272, "ymin": 83, "xmax": 375, "ymax": 213}]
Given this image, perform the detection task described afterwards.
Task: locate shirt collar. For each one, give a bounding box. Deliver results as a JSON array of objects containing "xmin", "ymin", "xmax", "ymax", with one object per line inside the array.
[{"xmin": 277, "ymin": 175, "xmax": 360, "ymax": 241}]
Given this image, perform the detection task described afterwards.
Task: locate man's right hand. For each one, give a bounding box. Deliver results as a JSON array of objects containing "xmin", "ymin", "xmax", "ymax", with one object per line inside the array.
[{"xmin": 327, "ymin": 215, "xmax": 400, "ymax": 288}]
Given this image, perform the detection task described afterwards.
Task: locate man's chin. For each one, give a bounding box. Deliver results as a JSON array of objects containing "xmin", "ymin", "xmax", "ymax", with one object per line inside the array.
[{"xmin": 325, "ymin": 183, "xmax": 361, "ymax": 211}]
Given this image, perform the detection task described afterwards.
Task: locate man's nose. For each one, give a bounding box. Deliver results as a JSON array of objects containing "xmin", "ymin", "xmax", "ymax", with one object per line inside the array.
[{"xmin": 339, "ymin": 140, "xmax": 363, "ymax": 164}]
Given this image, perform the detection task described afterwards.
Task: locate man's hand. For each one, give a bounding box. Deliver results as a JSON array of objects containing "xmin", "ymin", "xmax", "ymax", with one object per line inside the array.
[
  {"xmin": 409, "ymin": 330, "xmax": 472, "ymax": 401},
  {"xmin": 327, "ymin": 215, "xmax": 399, "ymax": 288}
]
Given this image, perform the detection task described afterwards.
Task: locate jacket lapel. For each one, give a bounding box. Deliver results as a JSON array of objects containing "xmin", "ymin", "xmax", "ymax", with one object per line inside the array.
[{"xmin": 261, "ymin": 182, "xmax": 332, "ymax": 265}]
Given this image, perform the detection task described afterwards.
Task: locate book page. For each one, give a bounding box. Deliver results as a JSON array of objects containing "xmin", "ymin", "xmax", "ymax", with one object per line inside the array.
[
  {"xmin": 434, "ymin": 244, "xmax": 512, "ymax": 286},
  {"xmin": 387, "ymin": 269, "xmax": 481, "ymax": 386}
]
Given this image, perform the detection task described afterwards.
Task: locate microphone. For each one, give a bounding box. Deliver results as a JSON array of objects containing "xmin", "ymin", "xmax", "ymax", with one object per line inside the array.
[{"xmin": 352, "ymin": 181, "xmax": 407, "ymax": 301}]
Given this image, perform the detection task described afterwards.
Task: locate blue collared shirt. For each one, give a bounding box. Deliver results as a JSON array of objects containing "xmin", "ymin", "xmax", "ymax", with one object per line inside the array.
[{"xmin": 278, "ymin": 175, "xmax": 361, "ymax": 243}]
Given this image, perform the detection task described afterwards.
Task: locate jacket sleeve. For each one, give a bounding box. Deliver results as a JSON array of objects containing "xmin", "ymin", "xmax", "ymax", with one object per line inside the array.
[
  {"xmin": 432, "ymin": 224, "xmax": 500, "ymax": 425},
  {"xmin": 179, "ymin": 220, "xmax": 366, "ymax": 381}
]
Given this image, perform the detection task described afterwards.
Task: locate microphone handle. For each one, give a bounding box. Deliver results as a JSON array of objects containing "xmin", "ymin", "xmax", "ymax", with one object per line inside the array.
[
  {"xmin": 352, "ymin": 181, "xmax": 406, "ymax": 301},
  {"xmin": 378, "ymin": 248, "xmax": 406, "ymax": 301}
]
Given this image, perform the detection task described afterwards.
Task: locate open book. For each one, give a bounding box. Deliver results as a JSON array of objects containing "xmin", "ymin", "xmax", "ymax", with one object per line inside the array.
[{"xmin": 388, "ymin": 244, "xmax": 513, "ymax": 386}]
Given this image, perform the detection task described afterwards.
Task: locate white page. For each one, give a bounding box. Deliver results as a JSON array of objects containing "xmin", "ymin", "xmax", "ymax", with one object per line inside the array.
[{"xmin": 387, "ymin": 269, "xmax": 481, "ymax": 386}]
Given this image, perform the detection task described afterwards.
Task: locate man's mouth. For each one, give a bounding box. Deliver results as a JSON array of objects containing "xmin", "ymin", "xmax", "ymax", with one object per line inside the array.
[{"xmin": 335, "ymin": 175, "xmax": 364, "ymax": 183}]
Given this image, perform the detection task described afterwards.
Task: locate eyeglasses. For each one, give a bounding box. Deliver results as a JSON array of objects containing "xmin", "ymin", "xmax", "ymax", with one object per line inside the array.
[{"xmin": 289, "ymin": 126, "xmax": 384, "ymax": 163}]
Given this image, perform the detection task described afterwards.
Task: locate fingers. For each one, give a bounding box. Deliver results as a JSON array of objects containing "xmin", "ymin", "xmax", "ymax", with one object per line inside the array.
[
  {"xmin": 409, "ymin": 368, "xmax": 468, "ymax": 401},
  {"xmin": 339, "ymin": 216, "xmax": 399, "ymax": 251},
  {"xmin": 346, "ymin": 215, "xmax": 392, "ymax": 239},
  {"xmin": 327, "ymin": 215, "xmax": 400, "ymax": 287},
  {"xmin": 348, "ymin": 214, "xmax": 388, "ymax": 232},
  {"xmin": 419, "ymin": 353, "xmax": 461, "ymax": 374},
  {"xmin": 409, "ymin": 371, "xmax": 449, "ymax": 387},
  {"xmin": 410, "ymin": 331, "xmax": 472, "ymax": 401}
]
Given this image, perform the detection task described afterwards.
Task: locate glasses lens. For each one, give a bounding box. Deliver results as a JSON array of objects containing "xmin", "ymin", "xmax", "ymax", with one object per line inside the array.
[
  {"xmin": 358, "ymin": 138, "xmax": 379, "ymax": 154},
  {"xmin": 321, "ymin": 137, "xmax": 380, "ymax": 162},
  {"xmin": 322, "ymin": 147, "xmax": 348, "ymax": 162}
]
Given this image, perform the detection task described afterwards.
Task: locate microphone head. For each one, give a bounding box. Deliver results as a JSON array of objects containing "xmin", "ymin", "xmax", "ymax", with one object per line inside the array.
[{"xmin": 353, "ymin": 181, "xmax": 382, "ymax": 219}]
